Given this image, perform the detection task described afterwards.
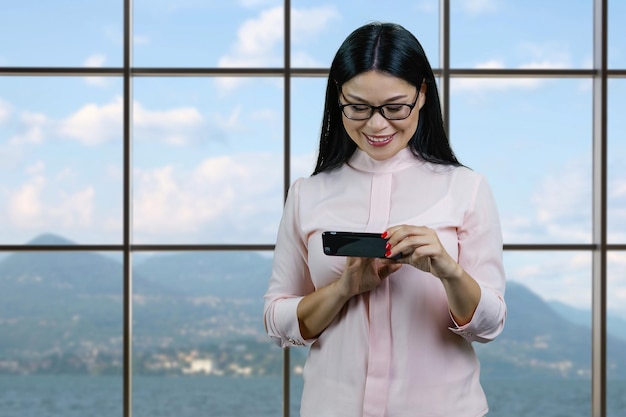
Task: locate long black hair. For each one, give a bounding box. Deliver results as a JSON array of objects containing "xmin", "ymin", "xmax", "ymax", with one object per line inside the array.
[{"xmin": 312, "ymin": 22, "xmax": 460, "ymax": 175}]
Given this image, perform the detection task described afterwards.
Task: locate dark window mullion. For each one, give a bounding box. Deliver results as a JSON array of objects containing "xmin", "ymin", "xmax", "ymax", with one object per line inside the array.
[
  {"xmin": 123, "ymin": 0, "xmax": 133, "ymax": 416},
  {"xmin": 592, "ymin": 0, "xmax": 608, "ymax": 416}
]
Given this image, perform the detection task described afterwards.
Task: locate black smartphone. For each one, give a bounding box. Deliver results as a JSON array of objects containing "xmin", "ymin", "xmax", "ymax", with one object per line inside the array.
[{"xmin": 322, "ymin": 231, "xmax": 398, "ymax": 259}]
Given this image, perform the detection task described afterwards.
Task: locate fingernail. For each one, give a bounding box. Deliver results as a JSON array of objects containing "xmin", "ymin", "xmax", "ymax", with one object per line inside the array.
[
  {"xmin": 385, "ymin": 250, "xmax": 391, "ymax": 257},
  {"xmin": 381, "ymin": 232, "xmax": 388, "ymax": 238},
  {"xmin": 385, "ymin": 242, "xmax": 391, "ymax": 250}
]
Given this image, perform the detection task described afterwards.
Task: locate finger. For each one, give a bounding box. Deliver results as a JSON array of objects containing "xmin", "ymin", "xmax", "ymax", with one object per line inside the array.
[
  {"xmin": 378, "ymin": 262, "xmax": 402, "ymax": 278},
  {"xmin": 386, "ymin": 235, "xmax": 432, "ymax": 260},
  {"xmin": 385, "ymin": 225, "xmax": 430, "ymax": 247}
]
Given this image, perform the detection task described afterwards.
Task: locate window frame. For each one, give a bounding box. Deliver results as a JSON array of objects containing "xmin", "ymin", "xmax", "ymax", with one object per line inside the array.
[{"xmin": 1, "ymin": 1, "xmax": 626, "ymax": 416}]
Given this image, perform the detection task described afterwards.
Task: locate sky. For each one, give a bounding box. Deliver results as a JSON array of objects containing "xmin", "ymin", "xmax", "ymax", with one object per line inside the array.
[{"xmin": 0, "ymin": 0, "xmax": 625, "ymax": 317}]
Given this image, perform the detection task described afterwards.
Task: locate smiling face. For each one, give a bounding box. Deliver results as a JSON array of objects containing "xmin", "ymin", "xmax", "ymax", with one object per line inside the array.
[{"xmin": 339, "ymin": 70, "xmax": 426, "ymax": 161}]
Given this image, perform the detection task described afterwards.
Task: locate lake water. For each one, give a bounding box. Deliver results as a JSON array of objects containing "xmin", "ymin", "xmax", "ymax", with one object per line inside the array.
[{"xmin": 0, "ymin": 375, "xmax": 624, "ymax": 417}]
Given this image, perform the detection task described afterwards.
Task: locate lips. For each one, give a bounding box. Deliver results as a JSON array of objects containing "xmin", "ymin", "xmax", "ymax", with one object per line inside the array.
[{"xmin": 365, "ymin": 133, "xmax": 395, "ymax": 146}]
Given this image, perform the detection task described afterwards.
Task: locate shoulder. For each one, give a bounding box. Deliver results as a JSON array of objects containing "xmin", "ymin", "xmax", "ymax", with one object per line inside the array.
[
  {"xmin": 421, "ymin": 161, "xmax": 485, "ymax": 185},
  {"xmin": 421, "ymin": 162, "xmax": 494, "ymax": 205},
  {"xmin": 289, "ymin": 167, "xmax": 345, "ymax": 195}
]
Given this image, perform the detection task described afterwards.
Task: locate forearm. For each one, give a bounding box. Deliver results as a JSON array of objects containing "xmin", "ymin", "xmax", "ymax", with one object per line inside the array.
[
  {"xmin": 297, "ymin": 281, "xmax": 352, "ymax": 340},
  {"xmin": 440, "ymin": 264, "xmax": 482, "ymax": 326}
]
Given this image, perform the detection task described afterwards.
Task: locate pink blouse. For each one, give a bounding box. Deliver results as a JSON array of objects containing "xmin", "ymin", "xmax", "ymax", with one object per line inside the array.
[{"xmin": 264, "ymin": 147, "xmax": 506, "ymax": 417}]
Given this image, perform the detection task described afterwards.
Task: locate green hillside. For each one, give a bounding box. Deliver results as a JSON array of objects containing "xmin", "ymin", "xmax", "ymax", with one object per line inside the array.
[{"xmin": 1, "ymin": 233, "xmax": 625, "ymax": 378}]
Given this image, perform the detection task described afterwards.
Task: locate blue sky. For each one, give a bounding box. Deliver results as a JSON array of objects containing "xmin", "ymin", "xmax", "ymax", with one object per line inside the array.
[{"xmin": 0, "ymin": 0, "xmax": 625, "ymax": 317}]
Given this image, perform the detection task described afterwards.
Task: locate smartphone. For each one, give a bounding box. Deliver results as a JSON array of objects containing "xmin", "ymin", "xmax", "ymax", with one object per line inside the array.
[{"xmin": 322, "ymin": 231, "xmax": 399, "ymax": 259}]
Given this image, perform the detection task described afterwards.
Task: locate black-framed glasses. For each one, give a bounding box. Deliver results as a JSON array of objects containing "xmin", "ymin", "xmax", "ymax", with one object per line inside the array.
[{"xmin": 338, "ymin": 91, "xmax": 420, "ymax": 121}]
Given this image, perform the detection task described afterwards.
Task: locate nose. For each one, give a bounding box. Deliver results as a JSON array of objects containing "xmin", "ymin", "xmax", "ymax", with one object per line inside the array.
[{"xmin": 366, "ymin": 109, "xmax": 388, "ymax": 131}]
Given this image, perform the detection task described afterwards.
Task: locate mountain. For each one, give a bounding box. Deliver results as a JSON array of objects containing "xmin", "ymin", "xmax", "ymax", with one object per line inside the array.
[
  {"xmin": 549, "ymin": 300, "xmax": 626, "ymax": 342},
  {"xmin": 1, "ymin": 233, "xmax": 625, "ymax": 378},
  {"xmin": 476, "ymin": 282, "xmax": 626, "ymax": 379},
  {"xmin": 133, "ymin": 251, "xmax": 272, "ymax": 299},
  {"xmin": 0, "ymin": 235, "xmax": 270, "ymax": 356}
]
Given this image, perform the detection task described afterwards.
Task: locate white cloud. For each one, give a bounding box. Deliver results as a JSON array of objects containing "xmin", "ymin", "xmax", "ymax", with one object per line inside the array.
[
  {"xmin": 134, "ymin": 100, "xmax": 204, "ymax": 145},
  {"xmin": 215, "ymin": 5, "xmax": 282, "ymax": 92},
  {"xmin": 218, "ymin": 6, "xmax": 283, "ymax": 69},
  {"xmin": 216, "ymin": 6, "xmax": 338, "ymax": 92},
  {"xmin": 51, "ymin": 98, "xmax": 204, "ymax": 146},
  {"xmin": 83, "ymin": 54, "xmax": 109, "ymax": 87},
  {"xmin": 502, "ymin": 158, "xmax": 592, "ymax": 243},
  {"xmin": 531, "ymin": 162, "xmax": 591, "ymax": 241},
  {"xmin": 4, "ymin": 96, "xmax": 240, "ymax": 148},
  {"xmin": 501, "ymin": 155, "xmax": 626, "ymax": 316},
  {"xmin": 133, "ymin": 152, "xmax": 283, "ymax": 243},
  {"xmin": 518, "ymin": 41, "xmax": 572, "ymax": 69},
  {"xmin": 52, "ymin": 186, "xmax": 95, "ymax": 227},
  {"xmin": 25, "ymin": 161, "xmax": 45, "ymax": 176},
  {"xmin": 451, "ymin": 42, "xmax": 572, "ymax": 93},
  {"xmin": 84, "ymin": 54, "xmax": 106, "ymax": 67},
  {"xmin": 290, "ymin": 6, "xmax": 340, "ymax": 44},
  {"xmin": 7, "ymin": 172, "xmax": 45, "ymax": 226},
  {"xmin": 3, "ymin": 161, "xmax": 96, "ymax": 231},
  {"xmin": 452, "ymin": 59, "xmax": 545, "ymax": 93},
  {"xmin": 0, "ymin": 98, "xmax": 11, "ymax": 124},
  {"xmin": 509, "ymin": 251, "xmax": 592, "ymax": 309},
  {"xmin": 454, "ymin": 59, "xmax": 539, "ymax": 91},
  {"xmin": 58, "ymin": 98, "xmax": 123, "ymax": 145},
  {"xmin": 452, "ymin": 76, "xmax": 544, "ymax": 93},
  {"xmin": 291, "ymin": 152, "xmax": 317, "ymax": 180}
]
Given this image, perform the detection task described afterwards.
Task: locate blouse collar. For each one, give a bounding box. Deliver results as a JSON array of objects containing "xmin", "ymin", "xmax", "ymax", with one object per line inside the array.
[{"xmin": 347, "ymin": 146, "xmax": 421, "ymax": 173}]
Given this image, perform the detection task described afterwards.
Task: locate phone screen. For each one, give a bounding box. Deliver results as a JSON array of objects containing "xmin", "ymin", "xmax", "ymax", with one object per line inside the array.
[{"xmin": 322, "ymin": 231, "xmax": 390, "ymax": 258}]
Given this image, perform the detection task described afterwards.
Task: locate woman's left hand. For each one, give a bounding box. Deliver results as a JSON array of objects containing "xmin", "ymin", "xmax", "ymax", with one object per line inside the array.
[{"xmin": 382, "ymin": 225, "xmax": 462, "ymax": 281}]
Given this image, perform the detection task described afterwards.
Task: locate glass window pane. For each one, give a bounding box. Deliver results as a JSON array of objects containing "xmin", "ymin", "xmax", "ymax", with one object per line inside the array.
[
  {"xmin": 450, "ymin": 78, "xmax": 592, "ymax": 244},
  {"xmin": 608, "ymin": 79, "xmax": 626, "ymax": 243},
  {"xmin": 0, "ymin": 1, "xmax": 122, "ymax": 67},
  {"xmin": 290, "ymin": 1, "xmax": 439, "ymax": 68},
  {"xmin": 0, "ymin": 251, "xmax": 123, "ymax": 416},
  {"xmin": 132, "ymin": 250, "xmax": 278, "ymax": 416},
  {"xmin": 291, "ymin": 365, "xmax": 305, "ymax": 416},
  {"xmin": 0, "ymin": 77, "xmax": 123, "ymax": 245},
  {"xmin": 609, "ymin": 0, "xmax": 626, "ymax": 68},
  {"xmin": 132, "ymin": 77, "xmax": 284, "ymax": 244},
  {"xmin": 451, "ymin": 1, "xmax": 592, "ymax": 69},
  {"xmin": 133, "ymin": 2, "xmax": 284, "ymax": 68},
  {"xmin": 291, "ymin": 77, "xmax": 326, "ymax": 181},
  {"xmin": 476, "ymin": 251, "xmax": 592, "ymax": 416},
  {"xmin": 607, "ymin": 250, "xmax": 626, "ymax": 417}
]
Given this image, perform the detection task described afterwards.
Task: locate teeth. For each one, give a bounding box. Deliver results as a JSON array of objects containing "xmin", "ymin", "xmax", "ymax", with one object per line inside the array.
[{"xmin": 366, "ymin": 134, "xmax": 392, "ymax": 142}]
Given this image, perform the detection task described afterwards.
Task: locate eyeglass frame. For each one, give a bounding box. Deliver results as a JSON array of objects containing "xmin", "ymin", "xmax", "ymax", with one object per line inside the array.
[{"xmin": 338, "ymin": 90, "xmax": 420, "ymax": 121}]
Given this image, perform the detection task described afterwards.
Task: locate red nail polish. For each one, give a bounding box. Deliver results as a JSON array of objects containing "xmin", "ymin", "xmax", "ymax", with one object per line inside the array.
[
  {"xmin": 381, "ymin": 232, "xmax": 388, "ymax": 238},
  {"xmin": 385, "ymin": 250, "xmax": 391, "ymax": 257},
  {"xmin": 385, "ymin": 242, "xmax": 391, "ymax": 250}
]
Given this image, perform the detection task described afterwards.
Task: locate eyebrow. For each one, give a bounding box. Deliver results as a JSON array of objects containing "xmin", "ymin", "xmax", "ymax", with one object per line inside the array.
[{"xmin": 342, "ymin": 92, "xmax": 410, "ymax": 103}]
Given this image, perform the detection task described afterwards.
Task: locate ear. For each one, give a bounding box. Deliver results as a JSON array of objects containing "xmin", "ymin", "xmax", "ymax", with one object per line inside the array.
[{"xmin": 417, "ymin": 80, "xmax": 428, "ymax": 110}]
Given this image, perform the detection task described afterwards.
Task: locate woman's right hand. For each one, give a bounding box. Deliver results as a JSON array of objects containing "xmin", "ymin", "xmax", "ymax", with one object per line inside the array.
[
  {"xmin": 335, "ymin": 257, "xmax": 402, "ymax": 298},
  {"xmin": 297, "ymin": 257, "xmax": 401, "ymax": 339}
]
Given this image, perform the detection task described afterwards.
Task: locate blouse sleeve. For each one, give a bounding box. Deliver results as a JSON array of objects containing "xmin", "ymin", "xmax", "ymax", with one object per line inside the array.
[
  {"xmin": 448, "ymin": 174, "xmax": 507, "ymax": 343},
  {"xmin": 263, "ymin": 179, "xmax": 317, "ymax": 348}
]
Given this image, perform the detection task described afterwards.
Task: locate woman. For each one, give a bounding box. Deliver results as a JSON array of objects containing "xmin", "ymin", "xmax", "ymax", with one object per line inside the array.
[{"xmin": 264, "ymin": 22, "xmax": 506, "ymax": 417}]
